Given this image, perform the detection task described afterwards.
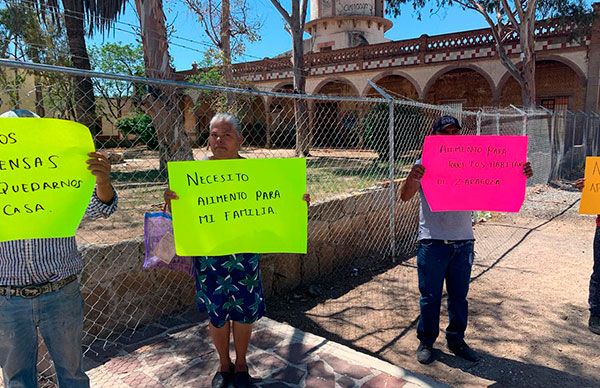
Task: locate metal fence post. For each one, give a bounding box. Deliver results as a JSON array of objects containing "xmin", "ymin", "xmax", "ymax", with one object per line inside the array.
[
  {"xmin": 495, "ymin": 113, "xmax": 500, "ymax": 135},
  {"xmin": 583, "ymin": 111, "xmax": 589, "ymax": 157},
  {"xmin": 549, "ymin": 111, "xmax": 557, "ymax": 179},
  {"xmin": 476, "ymin": 110, "xmax": 482, "ymax": 135},
  {"xmin": 571, "ymin": 112, "xmax": 577, "ymax": 172},
  {"xmin": 367, "ymin": 80, "xmax": 396, "ymax": 260},
  {"xmin": 388, "ymin": 99, "xmax": 396, "ymax": 260},
  {"xmin": 509, "ymin": 105, "xmax": 527, "ymax": 136}
]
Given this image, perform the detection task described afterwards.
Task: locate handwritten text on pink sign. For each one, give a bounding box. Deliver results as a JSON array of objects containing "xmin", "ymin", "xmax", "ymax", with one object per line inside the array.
[{"xmin": 421, "ymin": 135, "xmax": 528, "ymax": 212}]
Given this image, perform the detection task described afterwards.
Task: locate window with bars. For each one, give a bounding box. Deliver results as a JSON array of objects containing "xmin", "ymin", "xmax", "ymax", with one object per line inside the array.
[{"xmin": 541, "ymin": 96, "xmax": 569, "ymax": 112}]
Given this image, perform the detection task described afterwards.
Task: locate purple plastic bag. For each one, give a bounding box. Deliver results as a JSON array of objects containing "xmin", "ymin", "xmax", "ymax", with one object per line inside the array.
[{"xmin": 143, "ymin": 211, "xmax": 194, "ymax": 276}]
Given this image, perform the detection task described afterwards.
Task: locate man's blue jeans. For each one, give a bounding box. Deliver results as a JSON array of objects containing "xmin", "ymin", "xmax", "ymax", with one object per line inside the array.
[
  {"xmin": 416, "ymin": 239, "xmax": 474, "ymax": 347},
  {"xmin": 0, "ymin": 280, "xmax": 89, "ymax": 388},
  {"xmin": 590, "ymin": 226, "xmax": 600, "ymax": 316}
]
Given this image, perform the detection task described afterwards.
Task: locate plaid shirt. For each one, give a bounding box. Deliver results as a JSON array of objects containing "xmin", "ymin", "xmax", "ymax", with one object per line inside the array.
[{"xmin": 0, "ymin": 191, "xmax": 118, "ymax": 286}]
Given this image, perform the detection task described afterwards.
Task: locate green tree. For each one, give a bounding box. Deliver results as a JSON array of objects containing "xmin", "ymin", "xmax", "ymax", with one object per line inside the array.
[
  {"xmin": 0, "ymin": 1, "xmax": 48, "ymax": 112},
  {"xmin": 0, "ymin": 0, "xmax": 74, "ymax": 117},
  {"xmin": 387, "ymin": 0, "xmax": 592, "ymax": 109},
  {"xmin": 186, "ymin": 52, "xmax": 225, "ymax": 87},
  {"xmin": 116, "ymin": 113, "xmax": 157, "ymax": 149},
  {"xmin": 89, "ymin": 42, "xmax": 144, "ymax": 125}
]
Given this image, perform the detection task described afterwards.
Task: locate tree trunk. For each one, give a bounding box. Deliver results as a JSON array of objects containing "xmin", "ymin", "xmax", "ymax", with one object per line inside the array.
[
  {"xmin": 521, "ymin": 57, "xmax": 536, "ymax": 109},
  {"xmin": 135, "ymin": 0, "xmax": 193, "ymax": 172},
  {"xmin": 221, "ymin": 0, "xmax": 233, "ymax": 86},
  {"xmin": 291, "ymin": 21, "xmax": 309, "ymax": 156},
  {"xmin": 221, "ymin": 0, "xmax": 234, "ymax": 105},
  {"xmin": 520, "ymin": 15, "xmax": 537, "ymax": 109},
  {"xmin": 11, "ymin": 69, "xmax": 20, "ymax": 108},
  {"xmin": 62, "ymin": 0, "xmax": 101, "ymax": 136}
]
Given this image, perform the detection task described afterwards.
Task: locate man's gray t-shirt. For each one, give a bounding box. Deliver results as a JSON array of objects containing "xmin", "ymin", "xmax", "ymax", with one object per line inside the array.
[{"xmin": 416, "ymin": 159, "xmax": 474, "ymax": 241}]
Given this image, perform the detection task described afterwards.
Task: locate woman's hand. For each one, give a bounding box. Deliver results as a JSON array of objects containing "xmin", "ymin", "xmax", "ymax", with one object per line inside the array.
[
  {"xmin": 164, "ymin": 189, "xmax": 179, "ymax": 212},
  {"xmin": 575, "ymin": 178, "xmax": 585, "ymax": 191}
]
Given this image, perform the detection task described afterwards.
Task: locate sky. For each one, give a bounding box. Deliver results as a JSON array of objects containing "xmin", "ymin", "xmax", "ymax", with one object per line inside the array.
[{"xmin": 89, "ymin": 1, "xmax": 538, "ymax": 71}]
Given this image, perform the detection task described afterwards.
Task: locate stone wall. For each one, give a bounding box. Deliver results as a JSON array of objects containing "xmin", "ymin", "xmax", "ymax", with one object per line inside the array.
[
  {"xmin": 261, "ymin": 188, "xmax": 419, "ymax": 295},
  {"xmin": 78, "ymin": 184, "xmax": 419, "ymax": 339}
]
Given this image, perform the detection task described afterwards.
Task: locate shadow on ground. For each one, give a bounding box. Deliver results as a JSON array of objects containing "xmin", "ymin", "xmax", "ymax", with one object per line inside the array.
[{"xmin": 266, "ymin": 196, "xmax": 600, "ymax": 387}]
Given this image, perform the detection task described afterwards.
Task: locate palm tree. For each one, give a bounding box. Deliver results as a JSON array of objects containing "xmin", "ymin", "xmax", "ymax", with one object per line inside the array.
[
  {"xmin": 33, "ymin": 0, "xmax": 192, "ymax": 167},
  {"xmin": 32, "ymin": 0, "xmax": 128, "ymax": 135}
]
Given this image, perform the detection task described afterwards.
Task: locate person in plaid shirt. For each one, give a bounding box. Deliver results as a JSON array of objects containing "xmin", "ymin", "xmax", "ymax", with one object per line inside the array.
[{"xmin": 0, "ymin": 109, "xmax": 118, "ymax": 387}]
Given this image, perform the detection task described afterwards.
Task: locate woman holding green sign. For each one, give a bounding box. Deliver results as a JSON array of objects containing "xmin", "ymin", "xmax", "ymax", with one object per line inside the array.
[{"xmin": 164, "ymin": 113, "xmax": 310, "ymax": 388}]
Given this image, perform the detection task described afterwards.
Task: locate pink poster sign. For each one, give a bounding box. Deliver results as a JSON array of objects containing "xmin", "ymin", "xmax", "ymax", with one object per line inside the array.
[{"xmin": 421, "ymin": 135, "xmax": 528, "ymax": 212}]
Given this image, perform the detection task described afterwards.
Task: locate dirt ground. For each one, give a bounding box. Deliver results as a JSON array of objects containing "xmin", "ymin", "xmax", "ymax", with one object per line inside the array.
[{"xmin": 267, "ymin": 185, "xmax": 600, "ymax": 387}]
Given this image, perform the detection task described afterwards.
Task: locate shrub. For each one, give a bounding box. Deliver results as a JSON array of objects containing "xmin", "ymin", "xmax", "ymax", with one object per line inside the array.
[{"xmin": 116, "ymin": 113, "xmax": 158, "ymax": 150}]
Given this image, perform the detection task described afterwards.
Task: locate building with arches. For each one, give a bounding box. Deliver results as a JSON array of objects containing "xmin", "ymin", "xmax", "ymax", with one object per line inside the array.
[{"xmin": 178, "ymin": 0, "xmax": 600, "ymax": 146}]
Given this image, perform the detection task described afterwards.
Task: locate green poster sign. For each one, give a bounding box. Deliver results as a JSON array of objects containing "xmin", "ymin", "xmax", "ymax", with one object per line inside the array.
[
  {"xmin": 168, "ymin": 158, "xmax": 307, "ymax": 256},
  {"xmin": 0, "ymin": 118, "xmax": 95, "ymax": 242}
]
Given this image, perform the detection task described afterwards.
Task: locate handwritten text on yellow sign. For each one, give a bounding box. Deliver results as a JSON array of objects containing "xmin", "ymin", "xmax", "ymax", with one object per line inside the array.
[
  {"xmin": 0, "ymin": 118, "xmax": 96, "ymax": 241},
  {"xmin": 579, "ymin": 156, "xmax": 600, "ymax": 214},
  {"xmin": 168, "ymin": 158, "xmax": 307, "ymax": 256}
]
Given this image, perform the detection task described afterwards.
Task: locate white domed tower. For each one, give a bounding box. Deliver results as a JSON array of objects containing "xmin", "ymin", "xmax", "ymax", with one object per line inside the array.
[{"xmin": 306, "ymin": 0, "xmax": 392, "ymax": 52}]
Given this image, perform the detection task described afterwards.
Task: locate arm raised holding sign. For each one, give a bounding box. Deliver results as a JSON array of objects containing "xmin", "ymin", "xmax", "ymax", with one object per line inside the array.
[
  {"xmin": 0, "ymin": 109, "xmax": 119, "ymax": 387},
  {"xmin": 401, "ymin": 161, "xmax": 533, "ymax": 203},
  {"xmin": 86, "ymin": 151, "xmax": 116, "ymax": 205},
  {"xmin": 400, "ymin": 164, "xmax": 425, "ymax": 202},
  {"xmin": 399, "ymin": 115, "xmax": 534, "ymax": 365}
]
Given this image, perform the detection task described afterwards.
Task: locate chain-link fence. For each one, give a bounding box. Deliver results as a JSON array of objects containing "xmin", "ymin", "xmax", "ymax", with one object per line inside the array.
[{"xmin": 0, "ymin": 58, "xmax": 595, "ymax": 384}]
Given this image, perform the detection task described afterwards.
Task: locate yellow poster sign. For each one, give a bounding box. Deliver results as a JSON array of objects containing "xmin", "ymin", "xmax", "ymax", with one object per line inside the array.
[
  {"xmin": 168, "ymin": 158, "xmax": 307, "ymax": 256},
  {"xmin": 0, "ymin": 118, "xmax": 96, "ymax": 241},
  {"xmin": 579, "ymin": 156, "xmax": 600, "ymax": 214}
]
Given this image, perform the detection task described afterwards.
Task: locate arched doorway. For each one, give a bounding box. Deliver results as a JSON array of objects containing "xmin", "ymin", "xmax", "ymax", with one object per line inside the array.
[
  {"xmin": 313, "ymin": 79, "xmax": 360, "ymax": 148},
  {"xmin": 363, "ymin": 73, "xmax": 420, "ymax": 100},
  {"xmin": 268, "ymin": 84, "xmax": 295, "ymax": 148},
  {"xmin": 236, "ymin": 93, "xmax": 268, "ymax": 147},
  {"xmin": 499, "ymin": 59, "xmax": 586, "ymax": 110},
  {"xmin": 424, "ymin": 67, "xmax": 494, "ymax": 109}
]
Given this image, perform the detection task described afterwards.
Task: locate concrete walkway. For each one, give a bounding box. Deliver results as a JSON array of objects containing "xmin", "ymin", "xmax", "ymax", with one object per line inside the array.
[{"xmin": 80, "ymin": 309, "xmax": 446, "ymax": 388}]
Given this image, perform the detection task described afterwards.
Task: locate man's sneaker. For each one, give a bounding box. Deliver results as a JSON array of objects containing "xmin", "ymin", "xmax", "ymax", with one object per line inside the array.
[
  {"xmin": 416, "ymin": 343, "xmax": 434, "ymax": 364},
  {"xmin": 448, "ymin": 341, "xmax": 480, "ymax": 362},
  {"xmin": 589, "ymin": 315, "xmax": 600, "ymax": 335}
]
